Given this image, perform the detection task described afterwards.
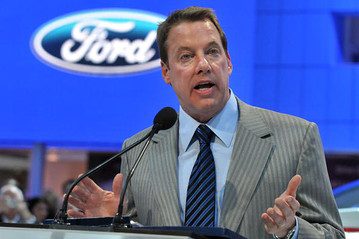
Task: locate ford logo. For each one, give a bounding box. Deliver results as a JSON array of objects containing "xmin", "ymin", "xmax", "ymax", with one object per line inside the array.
[{"xmin": 31, "ymin": 9, "xmax": 166, "ymax": 75}]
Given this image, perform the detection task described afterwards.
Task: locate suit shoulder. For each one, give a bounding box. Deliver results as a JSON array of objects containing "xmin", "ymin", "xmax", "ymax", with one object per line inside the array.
[
  {"xmin": 122, "ymin": 126, "xmax": 152, "ymax": 148},
  {"xmin": 250, "ymin": 105, "xmax": 314, "ymax": 129},
  {"xmin": 239, "ymin": 102, "xmax": 319, "ymax": 140}
]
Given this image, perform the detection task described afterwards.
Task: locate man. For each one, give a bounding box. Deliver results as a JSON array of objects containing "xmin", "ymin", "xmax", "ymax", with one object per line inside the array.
[
  {"xmin": 27, "ymin": 197, "xmax": 50, "ymax": 224},
  {"xmin": 0, "ymin": 184, "xmax": 36, "ymax": 223},
  {"xmin": 68, "ymin": 7, "xmax": 345, "ymax": 238}
]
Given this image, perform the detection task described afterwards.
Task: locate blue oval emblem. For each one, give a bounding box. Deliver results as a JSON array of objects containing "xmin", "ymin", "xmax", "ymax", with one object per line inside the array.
[{"xmin": 31, "ymin": 9, "xmax": 166, "ymax": 75}]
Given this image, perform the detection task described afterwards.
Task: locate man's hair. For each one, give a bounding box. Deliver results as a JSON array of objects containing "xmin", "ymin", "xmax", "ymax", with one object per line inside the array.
[
  {"xmin": 0, "ymin": 184, "xmax": 24, "ymax": 201},
  {"xmin": 157, "ymin": 6, "xmax": 228, "ymax": 65}
]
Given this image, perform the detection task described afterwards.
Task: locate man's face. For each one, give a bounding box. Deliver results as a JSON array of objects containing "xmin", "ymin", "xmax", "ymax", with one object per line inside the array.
[
  {"xmin": 0, "ymin": 191, "xmax": 20, "ymax": 214},
  {"xmin": 161, "ymin": 20, "xmax": 232, "ymax": 122}
]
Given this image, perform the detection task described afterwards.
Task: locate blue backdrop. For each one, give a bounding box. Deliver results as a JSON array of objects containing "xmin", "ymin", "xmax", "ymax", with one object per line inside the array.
[
  {"xmin": 1, "ymin": 0, "xmax": 358, "ymax": 152},
  {"xmin": 0, "ymin": 1, "xmax": 256, "ymax": 150}
]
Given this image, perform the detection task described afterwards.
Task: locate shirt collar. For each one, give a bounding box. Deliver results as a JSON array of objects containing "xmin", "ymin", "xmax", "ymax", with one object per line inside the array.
[{"xmin": 179, "ymin": 90, "xmax": 239, "ymax": 152}]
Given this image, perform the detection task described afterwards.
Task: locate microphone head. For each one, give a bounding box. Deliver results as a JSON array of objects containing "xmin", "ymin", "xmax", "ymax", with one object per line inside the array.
[{"xmin": 153, "ymin": 107, "xmax": 177, "ymax": 132}]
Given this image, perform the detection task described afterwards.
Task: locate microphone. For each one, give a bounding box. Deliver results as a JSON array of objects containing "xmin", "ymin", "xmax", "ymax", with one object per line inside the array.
[
  {"xmin": 111, "ymin": 106, "xmax": 177, "ymax": 228},
  {"xmin": 152, "ymin": 106, "xmax": 178, "ymax": 133},
  {"xmin": 55, "ymin": 107, "xmax": 177, "ymax": 225}
]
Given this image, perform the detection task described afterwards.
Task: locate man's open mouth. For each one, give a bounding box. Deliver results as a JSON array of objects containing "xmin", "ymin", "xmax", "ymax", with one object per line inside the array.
[{"xmin": 194, "ymin": 82, "xmax": 215, "ymax": 90}]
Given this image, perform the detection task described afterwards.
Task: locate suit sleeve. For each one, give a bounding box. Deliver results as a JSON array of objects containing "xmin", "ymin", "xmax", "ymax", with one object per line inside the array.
[{"xmin": 296, "ymin": 123, "xmax": 345, "ymax": 238}]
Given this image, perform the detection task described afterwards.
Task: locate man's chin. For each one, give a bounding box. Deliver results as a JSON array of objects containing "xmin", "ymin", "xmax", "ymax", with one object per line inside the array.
[{"xmin": 192, "ymin": 104, "xmax": 222, "ymax": 122}]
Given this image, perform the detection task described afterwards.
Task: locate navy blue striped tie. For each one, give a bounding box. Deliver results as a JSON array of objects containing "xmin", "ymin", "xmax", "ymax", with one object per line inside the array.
[{"xmin": 184, "ymin": 124, "xmax": 216, "ymax": 227}]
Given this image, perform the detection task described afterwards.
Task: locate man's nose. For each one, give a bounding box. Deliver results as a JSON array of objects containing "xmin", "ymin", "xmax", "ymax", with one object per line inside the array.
[{"xmin": 195, "ymin": 55, "xmax": 211, "ymax": 74}]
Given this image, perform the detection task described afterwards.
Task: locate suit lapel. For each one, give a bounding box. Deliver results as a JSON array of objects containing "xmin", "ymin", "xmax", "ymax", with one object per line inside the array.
[
  {"xmin": 220, "ymin": 100, "xmax": 275, "ymax": 232},
  {"xmin": 150, "ymin": 121, "xmax": 182, "ymax": 226}
]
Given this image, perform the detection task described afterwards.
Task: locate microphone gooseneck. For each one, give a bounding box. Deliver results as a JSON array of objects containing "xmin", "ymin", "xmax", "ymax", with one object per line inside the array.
[{"xmin": 112, "ymin": 107, "xmax": 177, "ymax": 229}]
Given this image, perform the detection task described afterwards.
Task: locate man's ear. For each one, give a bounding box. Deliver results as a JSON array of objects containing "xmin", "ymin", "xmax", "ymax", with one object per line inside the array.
[
  {"xmin": 226, "ymin": 51, "xmax": 233, "ymax": 74},
  {"xmin": 161, "ymin": 61, "xmax": 171, "ymax": 84}
]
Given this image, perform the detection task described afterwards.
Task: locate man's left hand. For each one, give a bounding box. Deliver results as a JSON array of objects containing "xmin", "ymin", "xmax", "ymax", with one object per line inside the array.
[{"xmin": 261, "ymin": 175, "xmax": 302, "ymax": 238}]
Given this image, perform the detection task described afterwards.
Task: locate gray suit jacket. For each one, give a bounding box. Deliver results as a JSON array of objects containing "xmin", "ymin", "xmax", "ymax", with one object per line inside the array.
[{"xmin": 121, "ymin": 99, "xmax": 344, "ymax": 238}]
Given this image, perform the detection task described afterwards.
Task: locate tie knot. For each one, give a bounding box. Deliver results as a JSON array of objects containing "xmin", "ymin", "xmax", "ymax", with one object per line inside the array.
[{"xmin": 194, "ymin": 124, "xmax": 213, "ymax": 145}]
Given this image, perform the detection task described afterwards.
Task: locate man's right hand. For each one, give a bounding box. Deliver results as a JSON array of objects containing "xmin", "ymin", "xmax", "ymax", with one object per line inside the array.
[{"xmin": 67, "ymin": 173, "xmax": 124, "ymax": 218}]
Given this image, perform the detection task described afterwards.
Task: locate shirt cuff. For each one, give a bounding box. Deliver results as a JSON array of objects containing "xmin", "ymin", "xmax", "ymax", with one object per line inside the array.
[{"xmin": 291, "ymin": 216, "xmax": 299, "ymax": 239}]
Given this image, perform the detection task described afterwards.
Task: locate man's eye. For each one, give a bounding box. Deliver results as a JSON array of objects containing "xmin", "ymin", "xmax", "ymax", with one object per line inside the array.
[
  {"xmin": 207, "ymin": 48, "xmax": 220, "ymax": 55},
  {"xmin": 180, "ymin": 54, "xmax": 192, "ymax": 61}
]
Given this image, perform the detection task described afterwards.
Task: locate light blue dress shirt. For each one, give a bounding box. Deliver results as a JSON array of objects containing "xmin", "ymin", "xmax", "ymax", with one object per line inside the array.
[
  {"xmin": 178, "ymin": 91, "xmax": 238, "ymax": 225},
  {"xmin": 176, "ymin": 90, "xmax": 299, "ymax": 239}
]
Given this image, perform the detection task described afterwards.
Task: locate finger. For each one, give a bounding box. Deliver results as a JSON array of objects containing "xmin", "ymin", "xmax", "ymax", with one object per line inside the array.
[
  {"xmin": 80, "ymin": 176, "xmax": 102, "ymax": 193},
  {"xmin": 261, "ymin": 212, "xmax": 277, "ymax": 233},
  {"xmin": 67, "ymin": 202, "xmax": 76, "ymax": 211},
  {"xmin": 267, "ymin": 207, "xmax": 285, "ymax": 227},
  {"xmin": 68, "ymin": 208, "xmax": 85, "ymax": 218},
  {"xmin": 285, "ymin": 175, "xmax": 302, "ymax": 197},
  {"xmin": 285, "ymin": 196, "xmax": 300, "ymax": 212},
  {"xmin": 72, "ymin": 185, "xmax": 90, "ymax": 201},
  {"xmin": 113, "ymin": 173, "xmax": 124, "ymax": 198},
  {"xmin": 275, "ymin": 197, "xmax": 293, "ymax": 219},
  {"xmin": 273, "ymin": 198, "xmax": 297, "ymax": 234},
  {"xmin": 68, "ymin": 195, "xmax": 87, "ymax": 210}
]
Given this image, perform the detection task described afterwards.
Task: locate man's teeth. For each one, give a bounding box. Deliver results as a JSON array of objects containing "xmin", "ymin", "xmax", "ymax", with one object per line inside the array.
[{"xmin": 195, "ymin": 83, "xmax": 214, "ymax": 89}]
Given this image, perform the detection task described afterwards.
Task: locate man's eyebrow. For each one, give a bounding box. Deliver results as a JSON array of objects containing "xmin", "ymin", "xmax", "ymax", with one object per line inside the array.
[
  {"xmin": 176, "ymin": 46, "xmax": 193, "ymax": 53},
  {"xmin": 174, "ymin": 41, "xmax": 222, "ymax": 54},
  {"xmin": 207, "ymin": 41, "xmax": 221, "ymax": 48}
]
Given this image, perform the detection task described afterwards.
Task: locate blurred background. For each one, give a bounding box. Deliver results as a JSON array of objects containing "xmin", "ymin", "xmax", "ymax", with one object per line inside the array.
[{"xmin": 0, "ymin": 0, "xmax": 358, "ymax": 219}]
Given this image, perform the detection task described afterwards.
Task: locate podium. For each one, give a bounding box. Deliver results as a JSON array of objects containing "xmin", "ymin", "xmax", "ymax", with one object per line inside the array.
[{"xmin": 0, "ymin": 222, "xmax": 246, "ymax": 239}]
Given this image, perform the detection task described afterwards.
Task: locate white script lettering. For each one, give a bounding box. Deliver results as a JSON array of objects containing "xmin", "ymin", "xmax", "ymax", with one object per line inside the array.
[{"xmin": 60, "ymin": 20, "xmax": 156, "ymax": 64}]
